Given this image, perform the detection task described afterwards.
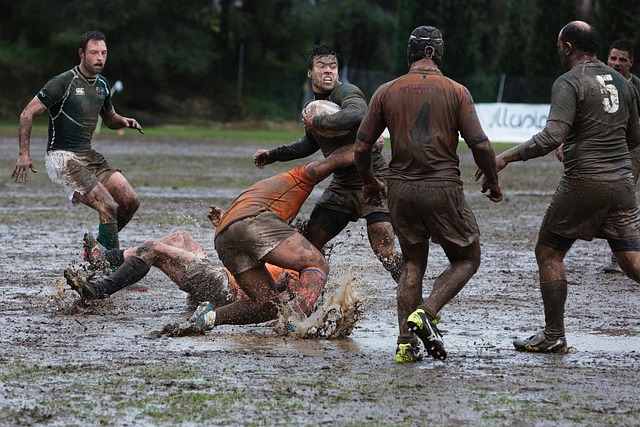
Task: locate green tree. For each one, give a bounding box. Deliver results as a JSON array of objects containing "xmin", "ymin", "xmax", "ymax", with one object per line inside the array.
[{"xmin": 594, "ymin": 0, "xmax": 640, "ymax": 61}]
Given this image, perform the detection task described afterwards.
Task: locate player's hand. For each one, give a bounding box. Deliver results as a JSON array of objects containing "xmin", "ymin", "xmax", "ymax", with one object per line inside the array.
[
  {"xmin": 373, "ymin": 135, "xmax": 384, "ymax": 153},
  {"xmin": 301, "ymin": 105, "xmax": 317, "ymax": 133},
  {"xmin": 362, "ymin": 179, "xmax": 387, "ymax": 206},
  {"xmin": 481, "ymin": 180, "xmax": 503, "ymax": 203},
  {"xmin": 124, "ymin": 117, "xmax": 144, "ymax": 134},
  {"xmin": 12, "ymin": 155, "xmax": 37, "ymax": 183},
  {"xmin": 207, "ymin": 204, "xmax": 225, "ymax": 227},
  {"xmin": 253, "ymin": 149, "xmax": 274, "ymax": 168},
  {"xmin": 474, "ymin": 153, "xmax": 509, "ymax": 181},
  {"xmin": 555, "ymin": 144, "xmax": 564, "ymax": 162}
]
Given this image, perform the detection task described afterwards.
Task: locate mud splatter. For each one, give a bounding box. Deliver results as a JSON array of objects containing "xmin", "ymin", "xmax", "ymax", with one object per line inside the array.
[{"xmin": 276, "ymin": 267, "xmax": 366, "ymax": 338}]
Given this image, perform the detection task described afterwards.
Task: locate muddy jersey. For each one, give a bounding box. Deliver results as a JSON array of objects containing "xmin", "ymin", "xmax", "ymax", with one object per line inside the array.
[
  {"xmin": 630, "ymin": 74, "xmax": 640, "ymax": 100},
  {"xmin": 215, "ymin": 165, "xmax": 318, "ymax": 236},
  {"xmin": 270, "ymin": 83, "xmax": 388, "ymax": 191},
  {"xmin": 357, "ymin": 68, "xmax": 487, "ymax": 184},
  {"xmin": 518, "ymin": 61, "xmax": 640, "ymax": 181},
  {"xmin": 36, "ymin": 66, "xmax": 114, "ymax": 153}
]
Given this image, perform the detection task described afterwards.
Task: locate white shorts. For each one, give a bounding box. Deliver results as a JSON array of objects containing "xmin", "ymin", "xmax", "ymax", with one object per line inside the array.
[{"xmin": 45, "ymin": 150, "xmax": 114, "ymax": 202}]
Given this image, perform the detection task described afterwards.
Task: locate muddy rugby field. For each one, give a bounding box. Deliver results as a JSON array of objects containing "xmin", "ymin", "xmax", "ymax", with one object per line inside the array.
[{"xmin": 1, "ymin": 129, "xmax": 639, "ymax": 426}]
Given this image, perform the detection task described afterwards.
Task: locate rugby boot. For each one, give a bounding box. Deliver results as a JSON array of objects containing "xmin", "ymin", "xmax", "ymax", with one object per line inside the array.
[
  {"xmin": 407, "ymin": 309, "xmax": 447, "ymax": 361},
  {"xmin": 64, "ymin": 267, "xmax": 108, "ymax": 300},
  {"xmin": 513, "ymin": 330, "xmax": 568, "ymax": 354},
  {"xmin": 163, "ymin": 301, "xmax": 217, "ymax": 337},
  {"xmin": 395, "ymin": 342, "xmax": 424, "ymax": 363},
  {"xmin": 83, "ymin": 232, "xmax": 109, "ymax": 270},
  {"xmin": 188, "ymin": 301, "xmax": 217, "ymax": 332}
]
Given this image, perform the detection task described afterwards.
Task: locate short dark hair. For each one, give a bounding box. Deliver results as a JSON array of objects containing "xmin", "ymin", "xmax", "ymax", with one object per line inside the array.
[
  {"xmin": 609, "ymin": 39, "xmax": 634, "ymax": 59},
  {"xmin": 307, "ymin": 43, "xmax": 339, "ymax": 70},
  {"xmin": 560, "ymin": 22, "xmax": 597, "ymax": 55},
  {"xmin": 79, "ymin": 31, "xmax": 107, "ymax": 51}
]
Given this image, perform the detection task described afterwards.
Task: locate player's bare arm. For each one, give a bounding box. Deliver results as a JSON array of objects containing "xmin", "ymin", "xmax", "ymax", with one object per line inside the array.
[
  {"xmin": 101, "ymin": 109, "xmax": 143, "ymax": 134},
  {"xmin": 304, "ymin": 145, "xmax": 354, "ymax": 181},
  {"xmin": 13, "ymin": 97, "xmax": 47, "ymax": 183}
]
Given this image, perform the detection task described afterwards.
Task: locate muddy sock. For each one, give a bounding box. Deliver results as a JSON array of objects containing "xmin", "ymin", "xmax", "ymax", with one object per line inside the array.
[
  {"xmin": 98, "ymin": 255, "xmax": 151, "ymax": 296},
  {"xmin": 295, "ymin": 267, "xmax": 327, "ymax": 316},
  {"xmin": 104, "ymin": 249, "xmax": 125, "ymax": 267},
  {"xmin": 540, "ymin": 280, "xmax": 567, "ymax": 339},
  {"xmin": 382, "ymin": 254, "xmax": 404, "ymax": 283},
  {"xmin": 97, "ymin": 222, "xmax": 120, "ymax": 250}
]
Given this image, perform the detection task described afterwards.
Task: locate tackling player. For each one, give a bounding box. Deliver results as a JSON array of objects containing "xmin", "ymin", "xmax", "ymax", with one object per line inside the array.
[{"xmin": 252, "ymin": 43, "xmax": 403, "ymax": 284}]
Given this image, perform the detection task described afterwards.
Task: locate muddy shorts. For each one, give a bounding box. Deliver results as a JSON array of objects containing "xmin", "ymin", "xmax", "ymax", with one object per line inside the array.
[
  {"xmin": 45, "ymin": 149, "xmax": 116, "ymax": 202},
  {"xmin": 179, "ymin": 258, "xmax": 229, "ymax": 307},
  {"xmin": 387, "ymin": 179, "xmax": 479, "ymax": 247},
  {"xmin": 214, "ymin": 211, "xmax": 297, "ymax": 275},
  {"xmin": 312, "ymin": 184, "xmax": 391, "ymax": 236},
  {"xmin": 539, "ymin": 177, "xmax": 640, "ymax": 251}
]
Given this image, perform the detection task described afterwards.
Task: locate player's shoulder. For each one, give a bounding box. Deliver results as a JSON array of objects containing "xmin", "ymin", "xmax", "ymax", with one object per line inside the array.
[
  {"xmin": 95, "ymin": 74, "xmax": 110, "ymax": 88},
  {"xmin": 49, "ymin": 68, "xmax": 76, "ymax": 83},
  {"xmin": 330, "ymin": 83, "xmax": 365, "ymax": 101}
]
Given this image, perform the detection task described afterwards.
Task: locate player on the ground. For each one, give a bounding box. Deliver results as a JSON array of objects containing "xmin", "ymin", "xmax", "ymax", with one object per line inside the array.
[
  {"xmin": 166, "ymin": 145, "xmax": 357, "ymax": 335},
  {"xmin": 65, "ymin": 230, "xmax": 297, "ymax": 309}
]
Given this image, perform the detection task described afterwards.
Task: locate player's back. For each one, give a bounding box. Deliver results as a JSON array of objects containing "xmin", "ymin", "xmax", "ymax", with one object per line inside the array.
[
  {"xmin": 373, "ymin": 68, "xmax": 485, "ymax": 183},
  {"xmin": 560, "ymin": 62, "xmax": 636, "ymax": 179}
]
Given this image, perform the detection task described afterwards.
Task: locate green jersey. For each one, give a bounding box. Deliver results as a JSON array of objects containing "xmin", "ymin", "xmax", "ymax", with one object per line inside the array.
[{"xmin": 37, "ymin": 66, "xmax": 114, "ymax": 153}]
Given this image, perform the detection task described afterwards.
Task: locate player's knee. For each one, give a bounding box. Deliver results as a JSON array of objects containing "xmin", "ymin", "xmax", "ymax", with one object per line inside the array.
[
  {"xmin": 130, "ymin": 193, "xmax": 140, "ymax": 211},
  {"xmin": 134, "ymin": 241, "xmax": 158, "ymax": 258},
  {"xmin": 298, "ymin": 245, "xmax": 329, "ymax": 273},
  {"xmin": 121, "ymin": 192, "xmax": 140, "ymax": 214}
]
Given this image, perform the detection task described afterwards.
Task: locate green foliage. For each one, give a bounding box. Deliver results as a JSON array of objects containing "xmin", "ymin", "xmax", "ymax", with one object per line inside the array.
[
  {"xmin": 594, "ymin": 0, "xmax": 640, "ymax": 59},
  {"xmin": 0, "ymin": 0, "xmax": 636, "ymax": 121}
]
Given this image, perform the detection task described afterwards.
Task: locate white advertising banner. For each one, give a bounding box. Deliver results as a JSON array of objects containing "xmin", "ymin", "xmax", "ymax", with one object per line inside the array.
[{"xmin": 474, "ymin": 103, "xmax": 550, "ymax": 143}]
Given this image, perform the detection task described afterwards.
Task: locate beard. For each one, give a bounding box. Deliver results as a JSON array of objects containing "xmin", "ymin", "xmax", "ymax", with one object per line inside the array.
[{"xmin": 82, "ymin": 58, "xmax": 104, "ymax": 76}]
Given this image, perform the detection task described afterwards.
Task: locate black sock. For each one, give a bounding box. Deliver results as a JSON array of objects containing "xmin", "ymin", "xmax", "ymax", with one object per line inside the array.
[
  {"xmin": 104, "ymin": 249, "xmax": 125, "ymax": 267},
  {"xmin": 99, "ymin": 256, "xmax": 151, "ymax": 296},
  {"xmin": 540, "ymin": 280, "xmax": 567, "ymax": 339}
]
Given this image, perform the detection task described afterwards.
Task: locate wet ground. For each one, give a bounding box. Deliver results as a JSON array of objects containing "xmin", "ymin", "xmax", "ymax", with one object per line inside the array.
[{"xmin": 1, "ymin": 133, "xmax": 639, "ymax": 426}]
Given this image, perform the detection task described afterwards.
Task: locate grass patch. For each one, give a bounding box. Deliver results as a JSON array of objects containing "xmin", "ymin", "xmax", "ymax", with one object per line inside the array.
[{"xmin": 0, "ymin": 120, "xmax": 520, "ymax": 150}]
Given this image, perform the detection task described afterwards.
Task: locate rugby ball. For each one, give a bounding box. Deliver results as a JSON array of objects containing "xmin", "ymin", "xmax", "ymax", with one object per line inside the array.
[{"xmin": 304, "ymin": 100, "xmax": 350, "ymax": 138}]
